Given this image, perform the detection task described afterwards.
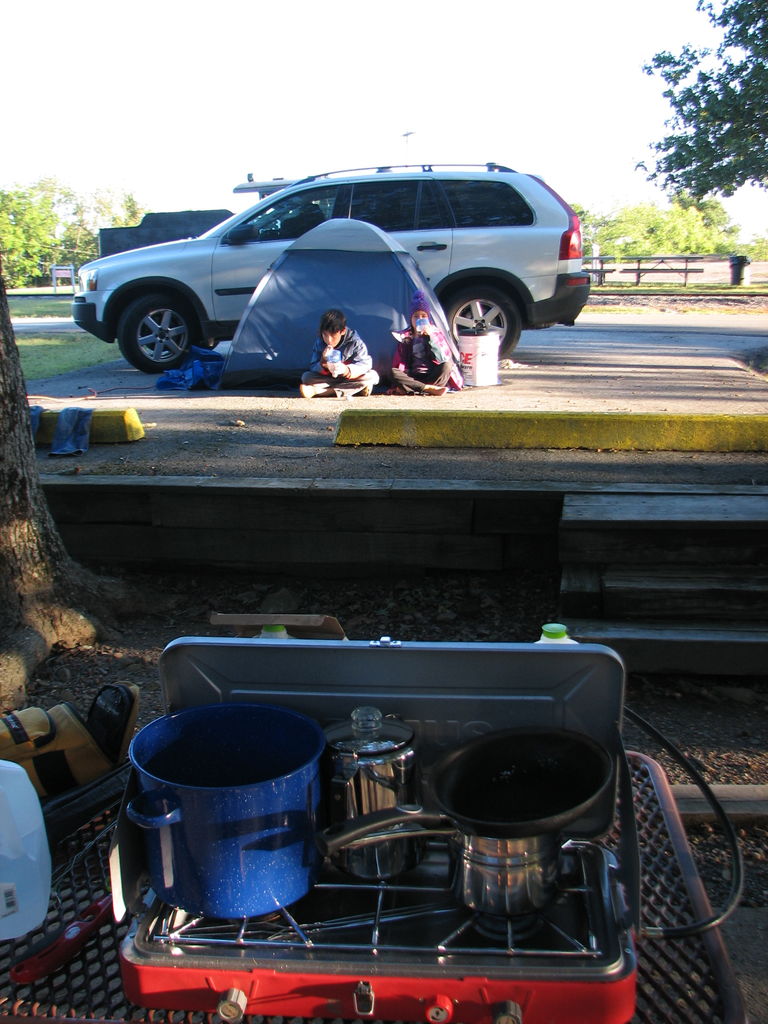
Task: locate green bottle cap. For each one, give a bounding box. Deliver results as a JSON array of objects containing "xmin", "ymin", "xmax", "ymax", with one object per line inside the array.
[{"xmin": 541, "ymin": 622, "xmax": 568, "ymax": 639}]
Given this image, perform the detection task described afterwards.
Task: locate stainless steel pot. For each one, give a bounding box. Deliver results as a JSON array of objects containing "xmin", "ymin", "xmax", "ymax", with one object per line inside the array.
[
  {"xmin": 318, "ymin": 727, "xmax": 613, "ymax": 914},
  {"xmin": 324, "ymin": 706, "xmax": 422, "ymax": 879},
  {"xmin": 451, "ymin": 832, "xmax": 561, "ymax": 916}
]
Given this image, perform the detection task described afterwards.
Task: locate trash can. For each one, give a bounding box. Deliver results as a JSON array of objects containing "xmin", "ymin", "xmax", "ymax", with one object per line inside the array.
[{"xmin": 729, "ymin": 255, "xmax": 751, "ymax": 286}]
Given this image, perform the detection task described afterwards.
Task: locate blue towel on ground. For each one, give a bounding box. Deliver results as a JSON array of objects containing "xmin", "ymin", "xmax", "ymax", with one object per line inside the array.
[
  {"xmin": 28, "ymin": 405, "xmax": 44, "ymax": 439},
  {"xmin": 49, "ymin": 407, "xmax": 93, "ymax": 457}
]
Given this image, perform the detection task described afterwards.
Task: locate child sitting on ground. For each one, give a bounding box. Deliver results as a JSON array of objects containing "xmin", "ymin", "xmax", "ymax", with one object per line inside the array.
[
  {"xmin": 390, "ymin": 291, "xmax": 462, "ymax": 395},
  {"xmin": 300, "ymin": 309, "xmax": 379, "ymax": 399}
]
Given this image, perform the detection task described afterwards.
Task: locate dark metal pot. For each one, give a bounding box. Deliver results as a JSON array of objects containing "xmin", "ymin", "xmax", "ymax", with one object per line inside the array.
[
  {"xmin": 318, "ymin": 728, "xmax": 613, "ymax": 915},
  {"xmin": 128, "ymin": 702, "xmax": 326, "ymax": 918}
]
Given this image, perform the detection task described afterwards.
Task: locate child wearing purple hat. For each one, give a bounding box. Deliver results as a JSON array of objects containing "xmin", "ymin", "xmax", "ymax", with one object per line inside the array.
[{"xmin": 390, "ymin": 291, "xmax": 462, "ymax": 396}]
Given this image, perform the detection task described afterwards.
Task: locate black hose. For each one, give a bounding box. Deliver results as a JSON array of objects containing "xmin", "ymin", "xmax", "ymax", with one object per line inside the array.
[{"xmin": 624, "ymin": 704, "xmax": 744, "ymax": 939}]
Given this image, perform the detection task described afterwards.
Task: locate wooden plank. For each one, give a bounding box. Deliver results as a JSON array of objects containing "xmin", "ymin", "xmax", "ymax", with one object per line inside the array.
[
  {"xmin": 150, "ymin": 492, "xmax": 475, "ymax": 534},
  {"xmin": 558, "ymin": 528, "xmax": 768, "ymax": 565},
  {"xmin": 502, "ymin": 536, "xmax": 560, "ymax": 569},
  {"xmin": 561, "ymin": 493, "xmax": 768, "ymax": 528},
  {"xmin": 565, "ymin": 618, "xmax": 768, "ymax": 675},
  {"xmin": 602, "ymin": 566, "xmax": 768, "ymax": 620},
  {"xmin": 619, "ymin": 267, "xmax": 704, "ymax": 274},
  {"xmin": 672, "ymin": 784, "xmax": 768, "ymax": 823},
  {"xmin": 44, "ymin": 489, "xmax": 152, "ymax": 525},
  {"xmin": 39, "ymin": 474, "xmax": 768, "ymax": 499},
  {"xmin": 473, "ymin": 496, "xmax": 562, "ymax": 534},
  {"xmin": 58, "ymin": 524, "xmax": 504, "ymax": 572}
]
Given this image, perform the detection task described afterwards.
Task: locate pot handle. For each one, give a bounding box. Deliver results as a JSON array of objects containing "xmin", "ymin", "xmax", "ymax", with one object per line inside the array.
[
  {"xmin": 317, "ymin": 806, "xmax": 452, "ymax": 857},
  {"xmin": 126, "ymin": 790, "xmax": 182, "ymax": 828}
]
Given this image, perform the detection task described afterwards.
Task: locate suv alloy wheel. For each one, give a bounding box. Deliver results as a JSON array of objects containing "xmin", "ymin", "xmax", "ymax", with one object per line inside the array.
[
  {"xmin": 116, "ymin": 293, "xmax": 200, "ymax": 373},
  {"xmin": 445, "ymin": 287, "xmax": 523, "ymax": 357}
]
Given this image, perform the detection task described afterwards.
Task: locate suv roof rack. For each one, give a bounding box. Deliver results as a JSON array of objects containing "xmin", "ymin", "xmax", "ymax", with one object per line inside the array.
[{"xmin": 233, "ymin": 163, "xmax": 515, "ymax": 193}]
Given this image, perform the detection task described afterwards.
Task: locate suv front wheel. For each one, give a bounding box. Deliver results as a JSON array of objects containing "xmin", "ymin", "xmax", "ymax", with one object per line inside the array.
[
  {"xmin": 117, "ymin": 293, "xmax": 200, "ymax": 373},
  {"xmin": 444, "ymin": 287, "xmax": 522, "ymax": 358}
]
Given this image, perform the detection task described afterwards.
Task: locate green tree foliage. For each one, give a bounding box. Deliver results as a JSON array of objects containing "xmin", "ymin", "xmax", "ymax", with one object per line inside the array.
[
  {"xmin": 0, "ymin": 179, "xmax": 145, "ymax": 286},
  {"xmin": 582, "ymin": 194, "xmax": 740, "ymax": 258},
  {"xmin": 645, "ymin": 0, "xmax": 768, "ymax": 197},
  {"xmin": 743, "ymin": 236, "xmax": 768, "ymax": 260},
  {"xmin": 0, "ymin": 184, "xmax": 59, "ymax": 288}
]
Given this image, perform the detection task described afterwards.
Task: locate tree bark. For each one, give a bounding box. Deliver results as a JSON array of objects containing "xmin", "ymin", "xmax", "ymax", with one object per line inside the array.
[{"xmin": 0, "ymin": 263, "xmax": 125, "ymax": 707}]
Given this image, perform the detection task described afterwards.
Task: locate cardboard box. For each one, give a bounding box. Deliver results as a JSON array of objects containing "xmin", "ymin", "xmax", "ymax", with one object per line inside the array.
[{"xmin": 208, "ymin": 613, "xmax": 346, "ymax": 640}]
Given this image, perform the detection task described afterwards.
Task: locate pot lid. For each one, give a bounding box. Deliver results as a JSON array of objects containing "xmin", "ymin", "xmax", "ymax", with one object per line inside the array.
[{"xmin": 325, "ymin": 706, "xmax": 413, "ymax": 755}]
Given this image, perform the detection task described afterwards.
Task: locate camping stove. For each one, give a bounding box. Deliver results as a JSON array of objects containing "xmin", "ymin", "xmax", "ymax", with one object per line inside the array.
[
  {"xmin": 120, "ymin": 837, "xmax": 636, "ymax": 1024},
  {"xmin": 113, "ymin": 636, "xmax": 641, "ymax": 1024}
]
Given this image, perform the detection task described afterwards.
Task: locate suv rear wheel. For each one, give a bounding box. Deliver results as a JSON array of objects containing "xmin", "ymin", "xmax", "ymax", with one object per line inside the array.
[
  {"xmin": 117, "ymin": 293, "xmax": 200, "ymax": 373},
  {"xmin": 444, "ymin": 287, "xmax": 522, "ymax": 358}
]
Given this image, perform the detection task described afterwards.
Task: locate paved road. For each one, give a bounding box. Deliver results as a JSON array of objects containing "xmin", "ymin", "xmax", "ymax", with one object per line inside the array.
[
  {"xmin": 25, "ymin": 310, "xmax": 768, "ymax": 485},
  {"xmin": 22, "ymin": 310, "xmax": 768, "ymax": 409}
]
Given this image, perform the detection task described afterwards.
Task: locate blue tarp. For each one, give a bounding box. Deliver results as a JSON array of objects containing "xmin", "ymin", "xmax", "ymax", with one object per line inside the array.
[{"xmin": 156, "ymin": 347, "xmax": 225, "ymax": 391}]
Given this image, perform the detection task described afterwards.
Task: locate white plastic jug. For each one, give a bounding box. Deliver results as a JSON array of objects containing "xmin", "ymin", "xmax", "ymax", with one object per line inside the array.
[{"xmin": 0, "ymin": 760, "xmax": 51, "ymax": 939}]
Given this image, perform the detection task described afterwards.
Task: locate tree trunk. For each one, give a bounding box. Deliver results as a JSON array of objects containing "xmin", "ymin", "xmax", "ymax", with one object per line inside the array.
[{"xmin": 0, "ymin": 264, "xmax": 124, "ymax": 707}]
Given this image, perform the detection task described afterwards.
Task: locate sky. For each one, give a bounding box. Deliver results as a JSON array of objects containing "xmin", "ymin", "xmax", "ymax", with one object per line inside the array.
[{"xmin": 3, "ymin": 0, "xmax": 767, "ymax": 242}]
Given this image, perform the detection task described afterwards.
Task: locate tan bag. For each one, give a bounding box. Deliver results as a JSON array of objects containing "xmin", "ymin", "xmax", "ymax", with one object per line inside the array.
[{"xmin": 0, "ymin": 683, "xmax": 139, "ymax": 798}]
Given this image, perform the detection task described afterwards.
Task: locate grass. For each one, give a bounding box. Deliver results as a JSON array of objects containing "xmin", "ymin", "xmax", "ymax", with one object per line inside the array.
[
  {"xmin": 7, "ymin": 291, "xmax": 119, "ymax": 377},
  {"xmin": 16, "ymin": 332, "xmax": 119, "ymax": 379},
  {"xmin": 8, "ymin": 294, "xmax": 74, "ymax": 317}
]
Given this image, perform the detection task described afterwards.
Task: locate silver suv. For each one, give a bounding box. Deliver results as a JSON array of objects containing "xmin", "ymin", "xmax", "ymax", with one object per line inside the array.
[{"xmin": 73, "ymin": 164, "xmax": 589, "ymax": 373}]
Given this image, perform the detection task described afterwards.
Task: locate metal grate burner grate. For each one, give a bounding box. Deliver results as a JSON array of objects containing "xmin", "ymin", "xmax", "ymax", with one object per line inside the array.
[{"xmin": 134, "ymin": 840, "xmax": 627, "ymax": 971}]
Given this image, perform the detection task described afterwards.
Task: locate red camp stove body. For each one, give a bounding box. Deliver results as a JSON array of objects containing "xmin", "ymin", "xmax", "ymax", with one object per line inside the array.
[
  {"xmin": 114, "ymin": 637, "xmax": 640, "ymax": 1024},
  {"xmin": 120, "ymin": 841, "xmax": 636, "ymax": 1023}
]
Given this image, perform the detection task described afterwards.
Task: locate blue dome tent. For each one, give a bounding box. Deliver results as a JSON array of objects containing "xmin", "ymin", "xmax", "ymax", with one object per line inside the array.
[{"xmin": 218, "ymin": 218, "xmax": 459, "ymax": 389}]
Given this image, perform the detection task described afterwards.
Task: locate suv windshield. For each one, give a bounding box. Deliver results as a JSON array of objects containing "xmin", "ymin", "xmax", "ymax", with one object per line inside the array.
[{"xmin": 220, "ymin": 185, "xmax": 341, "ymax": 243}]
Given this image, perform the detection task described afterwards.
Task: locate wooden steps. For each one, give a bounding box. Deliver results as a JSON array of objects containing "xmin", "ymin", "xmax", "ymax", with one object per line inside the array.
[
  {"xmin": 38, "ymin": 475, "xmax": 768, "ymax": 673},
  {"xmin": 559, "ymin": 491, "xmax": 768, "ymax": 674}
]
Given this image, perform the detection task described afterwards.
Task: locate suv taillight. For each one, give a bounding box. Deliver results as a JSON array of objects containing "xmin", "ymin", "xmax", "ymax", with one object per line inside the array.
[{"xmin": 559, "ymin": 213, "xmax": 583, "ymax": 261}]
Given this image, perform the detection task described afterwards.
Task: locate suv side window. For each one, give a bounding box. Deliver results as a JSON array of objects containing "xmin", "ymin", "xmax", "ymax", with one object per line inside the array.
[
  {"xmin": 349, "ymin": 180, "xmax": 452, "ymax": 232},
  {"xmin": 416, "ymin": 180, "xmax": 452, "ymax": 229},
  {"xmin": 349, "ymin": 181, "xmax": 419, "ymax": 232},
  {"xmin": 240, "ymin": 186, "xmax": 340, "ymax": 241},
  {"xmin": 440, "ymin": 180, "xmax": 534, "ymax": 227}
]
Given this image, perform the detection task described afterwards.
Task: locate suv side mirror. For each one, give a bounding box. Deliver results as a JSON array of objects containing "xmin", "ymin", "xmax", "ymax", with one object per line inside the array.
[{"xmin": 224, "ymin": 225, "xmax": 254, "ymax": 245}]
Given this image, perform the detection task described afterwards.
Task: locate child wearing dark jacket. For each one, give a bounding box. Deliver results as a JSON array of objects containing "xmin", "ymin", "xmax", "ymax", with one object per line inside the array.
[{"xmin": 300, "ymin": 308, "xmax": 379, "ymax": 398}]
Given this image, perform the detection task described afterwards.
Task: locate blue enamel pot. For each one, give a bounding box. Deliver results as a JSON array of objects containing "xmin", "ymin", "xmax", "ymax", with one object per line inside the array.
[{"xmin": 127, "ymin": 703, "xmax": 325, "ymax": 918}]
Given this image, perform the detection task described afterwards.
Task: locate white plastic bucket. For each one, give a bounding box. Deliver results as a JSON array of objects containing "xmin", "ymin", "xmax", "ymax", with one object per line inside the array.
[
  {"xmin": 457, "ymin": 332, "xmax": 500, "ymax": 387},
  {"xmin": 0, "ymin": 760, "xmax": 51, "ymax": 939}
]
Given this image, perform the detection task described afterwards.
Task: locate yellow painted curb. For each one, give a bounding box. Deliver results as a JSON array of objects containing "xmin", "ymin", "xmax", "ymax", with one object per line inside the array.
[
  {"xmin": 35, "ymin": 408, "xmax": 145, "ymax": 444},
  {"xmin": 334, "ymin": 410, "xmax": 768, "ymax": 452}
]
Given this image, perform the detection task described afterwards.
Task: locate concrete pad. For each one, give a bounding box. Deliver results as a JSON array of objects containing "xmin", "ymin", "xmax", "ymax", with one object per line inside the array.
[
  {"xmin": 35, "ymin": 408, "xmax": 145, "ymax": 444},
  {"xmin": 334, "ymin": 410, "xmax": 768, "ymax": 451}
]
